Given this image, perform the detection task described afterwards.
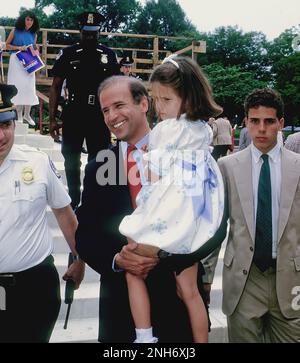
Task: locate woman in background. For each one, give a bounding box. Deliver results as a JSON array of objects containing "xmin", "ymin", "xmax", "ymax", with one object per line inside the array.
[{"xmin": 6, "ymin": 11, "xmax": 39, "ymax": 126}]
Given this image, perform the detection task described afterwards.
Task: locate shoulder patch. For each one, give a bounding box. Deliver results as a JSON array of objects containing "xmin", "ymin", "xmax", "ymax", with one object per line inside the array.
[{"xmin": 48, "ymin": 157, "xmax": 61, "ymax": 179}]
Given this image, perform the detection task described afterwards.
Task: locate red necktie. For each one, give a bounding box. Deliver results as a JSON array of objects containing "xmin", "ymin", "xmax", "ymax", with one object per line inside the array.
[{"xmin": 127, "ymin": 144, "xmax": 142, "ymax": 209}]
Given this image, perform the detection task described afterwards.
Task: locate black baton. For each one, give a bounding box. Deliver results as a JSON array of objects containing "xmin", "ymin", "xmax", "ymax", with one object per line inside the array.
[{"xmin": 63, "ymin": 253, "xmax": 76, "ymax": 330}]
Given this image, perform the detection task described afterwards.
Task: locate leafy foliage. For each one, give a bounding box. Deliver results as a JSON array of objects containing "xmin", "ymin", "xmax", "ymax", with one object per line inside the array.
[
  {"xmin": 203, "ymin": 63, "xmax": 268, "ymax": 121},
  {"xmin": 273, "ymin": 53, "xmax": 300, "ymax": 123}
]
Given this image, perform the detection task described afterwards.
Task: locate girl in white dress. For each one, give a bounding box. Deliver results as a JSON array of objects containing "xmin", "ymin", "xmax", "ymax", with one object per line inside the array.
[{"xmin": 119, "ymin": 56, "xmax": 224, "ymax": 343}]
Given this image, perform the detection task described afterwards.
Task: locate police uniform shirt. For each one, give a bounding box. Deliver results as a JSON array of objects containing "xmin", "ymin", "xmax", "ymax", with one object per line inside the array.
[
  {"xmin": 51, "ymin": 43, "xmax": 119, "ymax": 105},
  {"xmin": 0, "ymin": 145, "xmax": 71, "ymax": 273}
]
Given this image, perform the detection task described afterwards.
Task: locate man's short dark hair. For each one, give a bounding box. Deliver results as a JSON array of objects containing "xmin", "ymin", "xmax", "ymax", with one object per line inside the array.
[
  {"xmin": 98, "ymin": 76, "xmax": 149, "ymax": 105},
  {"xmin": 244, "ymin": 88, "xmax": 284, "ymax": 119}
]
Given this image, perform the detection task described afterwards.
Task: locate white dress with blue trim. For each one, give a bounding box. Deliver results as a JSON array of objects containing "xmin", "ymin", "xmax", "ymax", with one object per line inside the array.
[{"xmin": 119, "ymin": 115, "xmax": 225, "ymax": 254}]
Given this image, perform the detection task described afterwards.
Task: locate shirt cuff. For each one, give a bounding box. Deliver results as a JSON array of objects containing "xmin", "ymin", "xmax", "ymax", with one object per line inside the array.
[{"xmin": 112, "ymin": 253, "xmax": 124, "ymax": 272}]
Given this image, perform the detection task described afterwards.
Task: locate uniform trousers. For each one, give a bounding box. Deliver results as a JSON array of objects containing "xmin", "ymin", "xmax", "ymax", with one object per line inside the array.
[
  {"xmin": 227, "ymin": 263, "xmax": 300, "ymax": 343},
  {"xmin": 212, "ymin": 145, "xmax": 231, "ymax": 161},
  {"xmin": 61, "ymin": 104, "xmax": 110, "ymax": 208},
  {"xmin": 0, "ymin": 255, "xmax": 61, "ymax": 343}
]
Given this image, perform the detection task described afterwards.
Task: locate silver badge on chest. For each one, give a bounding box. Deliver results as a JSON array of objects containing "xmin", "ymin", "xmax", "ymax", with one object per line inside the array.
[{"xmin": 101, "ymin": 54, "xmax": 108, "ymax": 64}]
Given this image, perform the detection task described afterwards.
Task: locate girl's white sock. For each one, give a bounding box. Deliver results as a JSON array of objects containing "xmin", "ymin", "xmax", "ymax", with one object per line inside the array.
[{"xmin": 134, "ymin": 327, "xmax": 158, "ymax": 343}]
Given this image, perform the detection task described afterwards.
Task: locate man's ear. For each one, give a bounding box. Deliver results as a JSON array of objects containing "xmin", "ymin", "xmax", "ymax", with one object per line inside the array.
[
  {"xmin": 140, "ymin": 96, "xmax": 149, "ymax": 113},
  {"xmin": 279, "ymin": 117, "xmax": 284, "ymax": 130}
]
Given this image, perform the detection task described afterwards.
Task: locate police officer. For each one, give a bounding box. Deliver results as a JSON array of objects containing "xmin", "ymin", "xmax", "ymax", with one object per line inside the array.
[
  {"xmin": 0, "ymin": 85, "xmax": 85, "ymax": 342},
  {"xmin": 120, "ymin": 55, "xmax": 134, "ymax": 76},
  {"xmin": 49, "ymin": 12, "xmax": 120, "ymax": 208},
  {"xmin": 119, "ymin": 55, "xmax": 140, "ymax": 79}
]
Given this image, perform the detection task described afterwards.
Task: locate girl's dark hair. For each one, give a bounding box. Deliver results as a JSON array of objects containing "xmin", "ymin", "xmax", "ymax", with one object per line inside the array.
[
  {"xmin": 149, "ymin": 56, "xmax": 222, "ymax": 121},
  {"xmin": 15, "ymin": 11, "xmax": 40, "ymax": 33},
  {"xmin": 244, "ymin": 88, "xmax": 284, "ymax": 119}
]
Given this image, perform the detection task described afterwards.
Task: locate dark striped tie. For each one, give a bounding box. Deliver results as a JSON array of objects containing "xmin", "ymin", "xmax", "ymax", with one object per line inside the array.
[{"xmin": 253, "ymin": 154, "xmax": 273, "ymax": 272}]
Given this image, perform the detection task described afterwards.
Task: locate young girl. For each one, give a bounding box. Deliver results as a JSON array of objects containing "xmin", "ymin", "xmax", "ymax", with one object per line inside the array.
[
  {"xmin": 6, "ymin": 11, "xmax": 40, "ymax": 126},
  {"xmin": 119, "ymin": 56, "xmax": 224, "ymax": 343}
]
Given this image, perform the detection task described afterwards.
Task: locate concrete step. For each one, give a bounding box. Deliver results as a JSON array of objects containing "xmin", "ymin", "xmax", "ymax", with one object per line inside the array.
[
  {"xmin": 50, "ymin": 318, "xmax": 98, "ymax": 343},
  {"xmin": 14, "ymin": 135, "xmax": 26, "ymax": 145},
  {"xmin": 25, "ymin": 134, "xmax": 55, "ymax": 149},
  {"xmin": 40, "ymin": 148, "xmax": 65, "ymax": 162},
  {"xmin": 15, "ymin": 122, "xmax": 29, "ymax": 136},
  {"xmin": 51, "ymin": 314, "xmax": 227, "ymax": 343},
  {"xmin": 57, "ymin": 284, "xmax": 99, "ymax": 320}
]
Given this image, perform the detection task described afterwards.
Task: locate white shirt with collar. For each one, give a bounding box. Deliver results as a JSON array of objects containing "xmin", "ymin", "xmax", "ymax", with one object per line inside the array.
[
  {"xmin": 251, "ymin": 142, "xmax": 282, "ymax": 258},
  {"xmin": 0, "ymin": 145, "xmax": 71, "ymax": 273}
]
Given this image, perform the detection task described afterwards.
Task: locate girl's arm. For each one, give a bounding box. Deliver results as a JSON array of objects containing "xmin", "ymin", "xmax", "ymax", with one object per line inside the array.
[{"xmin": 6, "ymin": 29, "xmax": 26, "ymax": 51}]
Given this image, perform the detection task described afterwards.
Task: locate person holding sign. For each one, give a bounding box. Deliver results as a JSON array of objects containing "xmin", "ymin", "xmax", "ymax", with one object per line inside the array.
[{"xmin": 6, "ymin": 11, "xmax": 40, "ymax": 126}]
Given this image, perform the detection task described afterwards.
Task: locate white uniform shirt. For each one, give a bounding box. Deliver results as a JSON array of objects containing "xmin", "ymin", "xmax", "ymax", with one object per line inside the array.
[{"xmin": 0, "ymin": 145, "xmax": 71, "ymax": 272}]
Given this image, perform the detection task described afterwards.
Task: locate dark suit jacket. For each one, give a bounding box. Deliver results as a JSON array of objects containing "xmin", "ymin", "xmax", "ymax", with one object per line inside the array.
[{"xmin": 75, "ymin": 143, "xmax": 227, "ymax": 342}]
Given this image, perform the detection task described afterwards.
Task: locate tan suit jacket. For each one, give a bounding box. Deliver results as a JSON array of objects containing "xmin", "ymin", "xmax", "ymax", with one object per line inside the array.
[
  {"xmin": 205, "ymin": 146, "xmax": 300, "ymax": 318},
  {"xmin": 212, "ymin": 118, "xmax": 232, "ymax": 146}
]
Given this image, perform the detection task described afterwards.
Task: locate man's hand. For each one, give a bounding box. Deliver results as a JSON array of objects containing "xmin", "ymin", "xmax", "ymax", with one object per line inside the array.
[
  {"xmin": 49, "ymin": 119, "xmax": 61, "ymax": 142},
  {"xmin": 63, "ymin": 260, "xmax": 85, "ymax": 289},
  {"xmin": 116, "ymin": 242, "xmax": 159, "ymax": 278}
]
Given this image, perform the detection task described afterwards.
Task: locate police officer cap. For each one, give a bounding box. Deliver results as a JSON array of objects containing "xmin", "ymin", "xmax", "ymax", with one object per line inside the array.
[
  {"xmin": 77, "ymin": 12, "xmax": 105, "ymax": 31},
  {"xmin": 0, "ymin": 84, "xmax": 17, "ymax": 123},
  {"xmin": 120, "ymin": 56, "xmax": 134, "ymax": 67}
]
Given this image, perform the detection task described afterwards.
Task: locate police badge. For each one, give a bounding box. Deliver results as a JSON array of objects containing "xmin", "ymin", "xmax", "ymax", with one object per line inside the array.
[
  {"xmin": 101, "ymin": 54, "xmax": 108, "ymax": 64},
  {"xmin": 22, "ymin": 166, "xmax": 34, "ymax": 184}
]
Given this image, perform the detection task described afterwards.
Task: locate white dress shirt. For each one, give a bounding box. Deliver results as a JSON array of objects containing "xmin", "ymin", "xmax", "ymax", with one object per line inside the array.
[{"xmin": 251, "ymin": 142, "xmax": 282, "ymax": 258}]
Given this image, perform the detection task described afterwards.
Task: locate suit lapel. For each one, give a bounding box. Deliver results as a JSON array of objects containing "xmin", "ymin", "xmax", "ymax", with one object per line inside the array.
[
  {"xmin": 278, "ymin": 149, "xmax": 300, "ymax": 243},
  {"xmin": 233, "ymin": 148, "xmax": 255, "ymax": 243}
]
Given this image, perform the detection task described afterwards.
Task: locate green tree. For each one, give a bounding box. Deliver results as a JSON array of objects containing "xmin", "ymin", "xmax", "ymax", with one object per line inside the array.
[
  {"xmin": 203, "ymin": 63, "xmax": 268, "ymax": 121},
  {"xmin": 133, "ymin": 0, "xmax": 196, "ymax": 36},
  {"xmin": 266, "ymin": 26, "xmax": 300, "ymax": 64},
  {"xmin": 35, "ymin": 0, "xmax": 141, "ymax": 32},
  {"xmin": 273, "ymin": 53, "xmax": 300, "ymax": 124},
  {"xmin": 131, "ymin": 0, "xmax": 198, "ymax": 53},
  {"xmin": 198, "ymin": 26, "xmax": 270, "ymax": 81}
]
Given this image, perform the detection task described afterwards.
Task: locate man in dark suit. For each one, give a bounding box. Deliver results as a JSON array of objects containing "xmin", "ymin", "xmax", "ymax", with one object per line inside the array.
[{"xmin": 75, "ymin": 76, "xmax": 213, "ymax": 342}]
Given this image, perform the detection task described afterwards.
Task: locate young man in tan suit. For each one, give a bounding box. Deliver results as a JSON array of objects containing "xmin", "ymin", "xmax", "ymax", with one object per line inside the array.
[{"xmin": 204, "ymin": 88, "xmax": 300, "ymax": 342}]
